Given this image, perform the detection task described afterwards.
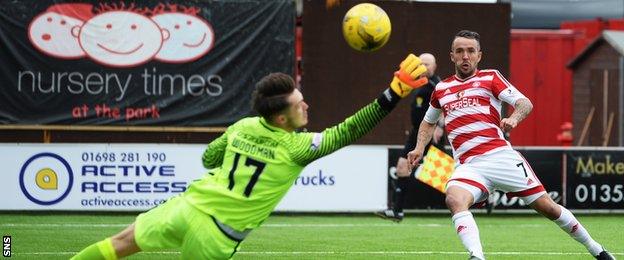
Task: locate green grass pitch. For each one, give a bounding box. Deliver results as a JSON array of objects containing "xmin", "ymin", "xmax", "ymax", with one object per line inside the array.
[{"xmin": 1, "ymin": 213, "xmax": 622, "ymax": 259}]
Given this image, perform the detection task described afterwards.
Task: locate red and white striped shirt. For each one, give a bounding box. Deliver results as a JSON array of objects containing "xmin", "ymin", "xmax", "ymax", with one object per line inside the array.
[{"xmin": 424, "ymin": 70, "xmax": 527, "ymax": 164}]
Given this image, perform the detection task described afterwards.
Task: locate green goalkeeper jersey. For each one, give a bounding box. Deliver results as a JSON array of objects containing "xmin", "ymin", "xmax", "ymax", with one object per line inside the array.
[{"xmin": 183, "ymin": 100, "xmax": 388, "ymax": 231}]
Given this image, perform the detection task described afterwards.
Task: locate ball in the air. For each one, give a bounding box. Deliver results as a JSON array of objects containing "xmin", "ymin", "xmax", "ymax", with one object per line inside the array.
[{"xmin": 342, "ymin": 3, "xmax": 391, "ymax": 52}]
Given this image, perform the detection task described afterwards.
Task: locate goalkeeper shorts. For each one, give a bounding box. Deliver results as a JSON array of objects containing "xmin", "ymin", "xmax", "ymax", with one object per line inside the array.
[{"xmin": 134, "ymin": 195, "xmax": 242, "ymax": 259}]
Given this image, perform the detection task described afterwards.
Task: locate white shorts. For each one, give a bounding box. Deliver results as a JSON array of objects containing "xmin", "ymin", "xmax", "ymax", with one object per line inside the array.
[{"xmin": 446, "ymin": 149, "xmax": 546, "ymax": 205}]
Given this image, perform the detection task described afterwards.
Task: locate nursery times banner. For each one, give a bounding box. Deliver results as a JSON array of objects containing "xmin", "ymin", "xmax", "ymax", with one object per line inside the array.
[{"xmin": 0, "ymin": 1, "xmax": 295, "ymax": 126}]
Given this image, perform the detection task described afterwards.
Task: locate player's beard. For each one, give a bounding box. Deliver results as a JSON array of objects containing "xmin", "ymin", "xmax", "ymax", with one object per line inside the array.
[{"xmin": 456, "ymin": 64, "xmax": 475, "ymax": 79}]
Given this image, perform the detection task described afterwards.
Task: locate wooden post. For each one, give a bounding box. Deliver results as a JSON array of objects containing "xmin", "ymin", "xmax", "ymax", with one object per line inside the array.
[
  {"xmin": 602, "ymin": 112, "xmax": 615, "ymax": 146},
  {"xmin": 577, "ymin": 107, "xmax": 595, "ymax": 146},
  {"xmin": 43, "ymin": 130, "xmax": 51, "ymax": 143}
]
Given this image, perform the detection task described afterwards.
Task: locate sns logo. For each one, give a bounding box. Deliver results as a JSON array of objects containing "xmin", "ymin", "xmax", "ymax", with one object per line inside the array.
[
  {"xmin": 19, "ymin": 153, "xmax": 74, "ymax": 205},
  {"xmin": 3, "ymin": 236, "xmax": 10, "ymax": 257}
]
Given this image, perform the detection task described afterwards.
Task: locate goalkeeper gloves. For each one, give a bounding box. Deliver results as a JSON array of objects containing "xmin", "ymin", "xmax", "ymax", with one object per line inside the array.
[{"xmin": 390, "ymin": 54, "xmax": 428, "ymax": 98}]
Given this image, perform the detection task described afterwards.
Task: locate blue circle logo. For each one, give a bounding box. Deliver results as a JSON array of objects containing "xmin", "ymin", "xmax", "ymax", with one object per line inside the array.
[{"xmin": 19, "ymin": 152, "xmax": 73, "ymax": 205}]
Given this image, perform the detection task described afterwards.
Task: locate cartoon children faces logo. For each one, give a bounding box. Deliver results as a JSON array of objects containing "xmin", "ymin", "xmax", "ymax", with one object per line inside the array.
[
  {"xmin": 28, "ymin": 3, "xmax": 215, "ymax": 67},
  {"xmin": 28, "ymin": 3, "xmax": 92, "ymax": 59},
  {"xmin": 152, "ymin": 12, "xmax": 214, "ymax": 63},
  {"xmin": 76, "ymin": 9, "xmax": 168, "ymax": 67}
]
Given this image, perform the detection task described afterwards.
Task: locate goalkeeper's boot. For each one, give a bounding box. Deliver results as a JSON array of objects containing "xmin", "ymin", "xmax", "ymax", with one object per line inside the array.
[
  {"xmin": 375, "ymin": 209, "xmax": 403, "ymax": 222},
  {"xmin": 595, "ymin": 249, "xmax": 616, "ymax": 260}
]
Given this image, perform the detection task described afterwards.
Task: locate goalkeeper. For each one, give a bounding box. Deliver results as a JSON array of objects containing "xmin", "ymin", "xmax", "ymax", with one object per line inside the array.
[{"xmin": 72, "ymin": 54, "xmax": 429, "ymax": 259}]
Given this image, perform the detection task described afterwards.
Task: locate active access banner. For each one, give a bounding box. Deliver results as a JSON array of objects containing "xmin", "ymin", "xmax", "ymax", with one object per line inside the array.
[
  {"xmin": 0, "ymin": 1, "xmax": 294, "ymax": 126},
  {"xmin": 0, "ymin": 144, "xmax": 386, "ymax": 211},
  {"xmin": 0, "ymin": 143, "xmax": 206, "ymax": 210}
]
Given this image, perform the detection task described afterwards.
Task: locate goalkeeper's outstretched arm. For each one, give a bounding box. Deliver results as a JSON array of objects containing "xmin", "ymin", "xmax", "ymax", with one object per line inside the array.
[{"xmin": 290, "ymin": 54, "xmax": 429, "ymax": 165}]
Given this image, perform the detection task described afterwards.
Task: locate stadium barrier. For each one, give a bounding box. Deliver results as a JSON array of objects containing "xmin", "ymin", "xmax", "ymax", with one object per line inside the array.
[
  {"xmin": 0, "ymin": 144, "xmax": 386, "ymax": 212},
  {"xmin": 389, "ymin": 146, "xmax": 624, "ymax": 212},
  {"xmin": 2, "ymin": 144, "xmax": 621, "ymax": 212}
]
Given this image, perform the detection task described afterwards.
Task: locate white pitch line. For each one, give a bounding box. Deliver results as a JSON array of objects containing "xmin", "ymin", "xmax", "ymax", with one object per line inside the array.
[
  {"xmin": 0, "ymin": 223, "xmax": 128, "ymax": 227},
  {"xmin": 265, "ymin": 223, "xmax": 548, "ymax": 228},
  {"xmin": 236, "ymin": 251, "xmax": 624, "ymax": 256},
  {"xmin": 0, "ymin": 223, "xmax": 549, "ymax": 228},
  {"xmin": 1, "ymin": 223, "xmax": 428, "ymax": 228},
  {"xmin": 264, "ymin": 223, "xmax": 447, "ymax": 227},
  {"xmin": 16, "ymin": 251, "xmax": 624, "ymax": 256}
]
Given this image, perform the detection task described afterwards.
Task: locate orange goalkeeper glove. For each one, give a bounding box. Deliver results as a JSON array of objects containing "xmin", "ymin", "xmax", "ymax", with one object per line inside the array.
[{"xmin": 389, "ymin": 54, "xmax": 428, "ymax": 98}]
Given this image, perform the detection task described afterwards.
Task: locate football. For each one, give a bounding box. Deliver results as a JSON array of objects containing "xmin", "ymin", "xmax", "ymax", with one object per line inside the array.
[{"xmin": 342, "ymin": 3, "xmax": 391, "ymax": 52}]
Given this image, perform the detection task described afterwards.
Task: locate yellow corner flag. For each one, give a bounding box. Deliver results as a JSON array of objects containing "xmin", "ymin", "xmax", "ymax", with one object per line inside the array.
[{"xmin": 414, "ymin": 146, "xmax": 454, "ymax": 193}]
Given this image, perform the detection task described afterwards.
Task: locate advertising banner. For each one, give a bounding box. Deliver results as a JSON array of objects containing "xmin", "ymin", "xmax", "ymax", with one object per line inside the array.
[
  {"xmin": 0, "ymin": 143, "xmax": 206, "ymax": 210},
  {"xmin": 565, "ymin": 149, "xmax": 624, "ymax": 209},
  {"xmin": 387, "ymin": 148, "xmax": 564, "ymax": 210},
  {"xmin": 276, "ymin": 146, "xmax": 388, "ymax": 212},
  {"xmin": 1, "ymin": 144, "xmax": 387, "ymax": 212},
  {"xmin": 0, "ymin": 1, "xmax": 295, "ymax": 126}
]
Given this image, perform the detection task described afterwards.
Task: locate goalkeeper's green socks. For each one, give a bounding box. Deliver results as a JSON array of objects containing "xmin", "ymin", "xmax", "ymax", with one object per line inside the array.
[{"xmin": 71, "ymin": 237, "xmax": 118, "ymax": 260}]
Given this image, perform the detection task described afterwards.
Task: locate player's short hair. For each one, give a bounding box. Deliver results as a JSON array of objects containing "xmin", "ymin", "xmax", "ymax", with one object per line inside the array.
[
  {"xmin": 252, "ymin": 72, "xmax": 296, "ymax": 119},
  {"xmin": 453, "ymin": 30, "xmax": 481, "ymax": 50}
]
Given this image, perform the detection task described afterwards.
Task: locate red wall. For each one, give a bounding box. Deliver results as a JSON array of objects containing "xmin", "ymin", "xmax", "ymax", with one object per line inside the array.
[
  {"xmin": 509, "ymin": 29, "xmax": 577, "ymax": 145},
  {"xmin": 608, "ymin": 19, "xmax": 624, "ymax": 30},
  {"xmin": 295, "ymin": 25, "xmax": 302, "ymax": 86},
  {"xmin": 561, "ymin": 18, "xmax": 624, "ymax": 56}
]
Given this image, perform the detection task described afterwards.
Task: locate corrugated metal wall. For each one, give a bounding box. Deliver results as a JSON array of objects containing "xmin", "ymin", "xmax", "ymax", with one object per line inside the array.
[
  {"xmin": 509, "ymin": 20, "xmax": 624, "ymax": 145},
  {"xmin": 561, "ymin": 18, "xmax": 624, "ymax": 56},
  {"xmin": 509, "ymin": 30, "xmax": 577, "ymax": 145}
]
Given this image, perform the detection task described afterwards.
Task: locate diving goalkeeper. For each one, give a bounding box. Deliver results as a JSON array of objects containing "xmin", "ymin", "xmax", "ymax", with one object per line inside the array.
[{"xmin": 72, "ymin": 54, "xmax": 429, "ymax": 259}]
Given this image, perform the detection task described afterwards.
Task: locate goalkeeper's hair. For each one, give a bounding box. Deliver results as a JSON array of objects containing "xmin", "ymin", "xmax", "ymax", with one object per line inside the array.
[
  {"xmin": 252, "ymin": 72, "xmax": 296, "ymax": 120},
  {"xmin": 454, "ymin": 30, "xmax": 481, "ymax": 50}
]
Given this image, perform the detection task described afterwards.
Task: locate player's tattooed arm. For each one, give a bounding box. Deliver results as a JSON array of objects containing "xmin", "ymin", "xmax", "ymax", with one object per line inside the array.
[
  {"xmin": 415, "ymin": 121, "xmax": 435, "ymax": 154},
  {"xmin": 407, "ymin": 121, "xmax": 435, "ymax": 170},
  {"xmin": 501, "ymin": 98, "xmax": 533, "ymax": 132},
  {"xmin": 509, "ymin": 98, "xmax": 533, "ymax": 123}
]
